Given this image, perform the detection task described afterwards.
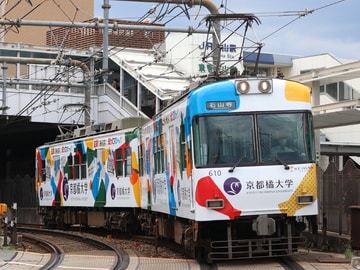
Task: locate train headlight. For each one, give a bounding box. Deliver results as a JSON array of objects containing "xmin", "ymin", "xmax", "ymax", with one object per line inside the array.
[
  {"xmin": 206, "ymin": 199, "xmax": 224, "ymax": 209},
  {"xmin": 258, "ymin": 80, "xmax": 272, "ymax": 93},
  {"xmin": 236, "ymin": 80, "xmax": 250, "ymax": 94},
  {"xmin": 297, "ymin": 195, "xmax": 314, "ymax": 204}
]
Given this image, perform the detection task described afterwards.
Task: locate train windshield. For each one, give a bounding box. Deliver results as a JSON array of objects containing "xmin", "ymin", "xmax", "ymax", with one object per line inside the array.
[
  {"xmin": 257, "ymin": 113, "xmax": 315, "ymax": 164},
  {"xmin": 193, "ymin": 112, "xmax": 315, "ymax": 168},
  {"xmin": 193, "ymin": 114, "xmax": 256, "ymax": 166}
]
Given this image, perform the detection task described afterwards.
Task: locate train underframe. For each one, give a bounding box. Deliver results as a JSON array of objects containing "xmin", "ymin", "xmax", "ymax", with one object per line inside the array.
[{"xmin": 39, "ymin": 207, "xmax": 314, "ymax": 262}]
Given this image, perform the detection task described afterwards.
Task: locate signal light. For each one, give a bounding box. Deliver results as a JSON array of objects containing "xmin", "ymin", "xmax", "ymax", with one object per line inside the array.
[{"xmin": 0, "ymin": 203, "xmax": 7, "ymax": 215}]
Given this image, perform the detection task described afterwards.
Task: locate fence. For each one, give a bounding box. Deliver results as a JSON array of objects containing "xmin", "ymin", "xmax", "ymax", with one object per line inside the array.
[{"xmin": 321, "ymin": 159, "xmax": 360, "ymax": 235}]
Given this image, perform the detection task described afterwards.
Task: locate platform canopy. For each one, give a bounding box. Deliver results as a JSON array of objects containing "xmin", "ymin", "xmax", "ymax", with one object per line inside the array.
[
  {"xmin": 290, "ymin": 61, "xmax": 360, "ymax": 129},
  {"xmin": 312, "ymin": 100, "xmax": 360, "ymax": 129}
]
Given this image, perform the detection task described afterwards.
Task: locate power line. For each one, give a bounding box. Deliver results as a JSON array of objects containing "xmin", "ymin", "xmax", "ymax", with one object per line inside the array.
[{"xmin": 1, "ymin": 0, "xmax": 348, "ymax": 126}]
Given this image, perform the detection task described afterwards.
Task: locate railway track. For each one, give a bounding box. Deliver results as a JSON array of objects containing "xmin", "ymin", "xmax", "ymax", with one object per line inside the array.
[
  {"xmin": 278, "ymin": 256, "xmax": 306, "ymax": 270},
  {"xmin": 9, "ymin": 226, "xmax": 352, "ymax": 270},
  {"xmin": 22, "ymin": 234, "xmax": 63, "ymax": 269},
  {"xmin": 18, "ymin": 227, "xmax": 126, "ymax": 270}
]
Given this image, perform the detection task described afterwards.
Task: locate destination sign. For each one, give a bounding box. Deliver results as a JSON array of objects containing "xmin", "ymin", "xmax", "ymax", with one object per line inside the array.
[{"xmin": 206, "ymin": 101, "xmax": 236, "ymax": 110}]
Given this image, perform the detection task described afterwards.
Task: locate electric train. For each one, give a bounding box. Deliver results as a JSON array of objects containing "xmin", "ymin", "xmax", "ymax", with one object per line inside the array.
[{"xmin": 36, "ymin": 76, "xmax": 318, "ymax": 262}]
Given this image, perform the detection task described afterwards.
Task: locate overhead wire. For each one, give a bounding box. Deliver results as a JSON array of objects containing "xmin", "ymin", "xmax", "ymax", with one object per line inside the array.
[
  {"xmin": 1, "ymin": 0, "xmax": 94, "ymax": 126},
  {"xmin": 2, "ymin": 0, "xmax": 345, "ymax": 80},
  {"xmin": 102, "ymin": 2, "xmax": 196, "ymax": 78},
  {"xmin": 57, "ymin": 0, "xmax": 348, "ymax": 79},
  {"xmin": 20, "ymin": 0, "xmax": 49, "ymax": 19},
  {"xmin": 212, "ymin": 0, "xmax": 347, "ymax": 74},
  {"xmin": 46, "ymin": 2, "xmax": 199, "ymax": 82},
  {"xmin": 2, "ymin": 0, "xmax": 348, "ymax": 126},
  {"xmin": 219, "ymin": 0, "xmax": 345, "ymax": 43},
  {"xmin": 15, "ymin": 72, "xmax": 65, "ymax": 117}
]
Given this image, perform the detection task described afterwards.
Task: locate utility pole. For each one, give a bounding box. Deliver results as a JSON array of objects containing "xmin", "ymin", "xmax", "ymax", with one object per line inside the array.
[
  {"xmin": 102, "ymin": 0, "xmax": 110, "ymax": 84},
  {"xmin": 1, "ymin": 62, "xmax": 8, "ymax": 114}
]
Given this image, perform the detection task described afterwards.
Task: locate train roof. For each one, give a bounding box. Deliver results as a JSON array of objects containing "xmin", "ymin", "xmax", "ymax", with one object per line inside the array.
[{"xmin": 43, "ymin": 116, "xmax": 150, "ymax": 146}]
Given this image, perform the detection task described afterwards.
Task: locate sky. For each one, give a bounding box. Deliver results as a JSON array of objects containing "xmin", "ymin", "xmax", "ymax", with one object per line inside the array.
[{"xmin": 94, "ymin": 0, "xmax": 359, "ymax": 61}]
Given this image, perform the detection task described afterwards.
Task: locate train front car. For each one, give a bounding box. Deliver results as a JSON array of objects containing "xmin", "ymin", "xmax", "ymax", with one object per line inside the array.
[
  {"xmin": 188, "ymin": 78, "xmax": 318, "ymax": 261},
  {"xmin": 138, "ymin": 77, "xmax": 317, "ymax": 262}
]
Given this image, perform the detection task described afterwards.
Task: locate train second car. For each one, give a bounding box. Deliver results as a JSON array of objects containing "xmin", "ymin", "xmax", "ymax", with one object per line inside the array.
[{"xmin": 36, "ymin": 77, "xmax": 318, "ymax": 262}]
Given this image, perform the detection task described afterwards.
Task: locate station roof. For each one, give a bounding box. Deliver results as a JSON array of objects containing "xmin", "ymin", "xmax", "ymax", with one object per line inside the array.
[
  {"xmin": 312, "ymin": 100, "xmax": 360, "ymax": 129},
  {"xmin": 313, "ymin": 110, "xmax": 360, "ymax": 129},
  {"xmin": 321, "ymin": 142, "xmax": 360, "ymax": 155},
  {"xmin": 290, "ymin": 60, "xmax": 360, "ymax": 86},
  {"xmin": 243, "ymin": 51, "xmax": 294, "ymax": 66},
  {"xmin": 289, "ymin": 60, "xmax": 360, "ymax": 129}
]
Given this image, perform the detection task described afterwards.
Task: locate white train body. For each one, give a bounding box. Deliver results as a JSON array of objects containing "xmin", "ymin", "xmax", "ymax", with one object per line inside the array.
[{"xmin": 140, "ymin": 78, "xmax": 317, "ymax": 221}]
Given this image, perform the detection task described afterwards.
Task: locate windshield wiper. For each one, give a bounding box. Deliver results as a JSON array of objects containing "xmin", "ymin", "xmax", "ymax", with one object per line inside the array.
[
  {"xmin": 273, "ymin": 155, "xmax": 290, "ymax": 170},
  {"xmin": 229, "ymin": 155, "xmax": 246, "ymax": 173},
  {"xmin": 259, "ymin": 135, "xmax": 290, "ymax": 170}
]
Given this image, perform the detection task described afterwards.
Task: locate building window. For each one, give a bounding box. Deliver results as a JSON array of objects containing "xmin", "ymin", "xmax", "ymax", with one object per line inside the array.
[
  {"xmin": 326, "ymin": 83, "xmax": 338, "ymax": 100},
  {"xmin": 322, "ymin": 81, "xmax": 353, "ymax": 101},
  {"xmin": 243, "ymin": 65, "xmax": 270, "ymax": 76}
]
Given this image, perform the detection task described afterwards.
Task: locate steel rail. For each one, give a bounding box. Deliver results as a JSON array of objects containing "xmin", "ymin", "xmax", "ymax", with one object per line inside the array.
[
  {"xmin": 21, "ymin": 234, "xmax": 63, "ymax": 270},
  {"xmin": 18, "ymin": 227, "xmax": 126, "ymax": 270}
]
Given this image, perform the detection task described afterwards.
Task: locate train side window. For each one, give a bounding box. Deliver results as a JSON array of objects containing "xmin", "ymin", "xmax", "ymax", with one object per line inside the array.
[
  {"xmin": 115, "ymin": 148, "xmax": 124, "ymax": 177},
  {"xmin": 115, "ymin": 146, "xmax": 132, "ymax": 177},
  {"xmin": 67, "ymin": 154, "xmax": 74, "ymax": 180},
  {"xmin": 80, "ymin": 153, "xmax": 87, "ymax": 179},
  {"xmin": 138, "ymin": 144, "xmax": 144, "ymax": 176},
  {"xmin": 153, "ymin": 137, "xmax": 158, "ymax": 173},
  {"xmin": 125, "ymin": 147, "xmax": 132, "ymax": 176},
  {"xmin": 180, "ymin": 121, "xmax": 186, "ymax": 172},
  {"xmin": 74, "ymin": 153, "xmax": 80, "ymax": 179},
  {"xmin": 74, "ymin": 153, "xmax": 86, "ymax": 179},
  {"xmin": 41, "ymin": 160, "xmax": 46, "ymax": 182},
  {"xmin": 304, "ymin": 113, "xmax": 315, "ymax": 161},
  {"xmin": 160, "ymin": 134, "xmax": 164, "ymax": 173},
  {"xmin": 153, "ymin": 134, "xmax": 165, "ymax": 174},
  {"xmin": 69, "ymin": 143, "xmax": 87, "ymax": 180}
]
